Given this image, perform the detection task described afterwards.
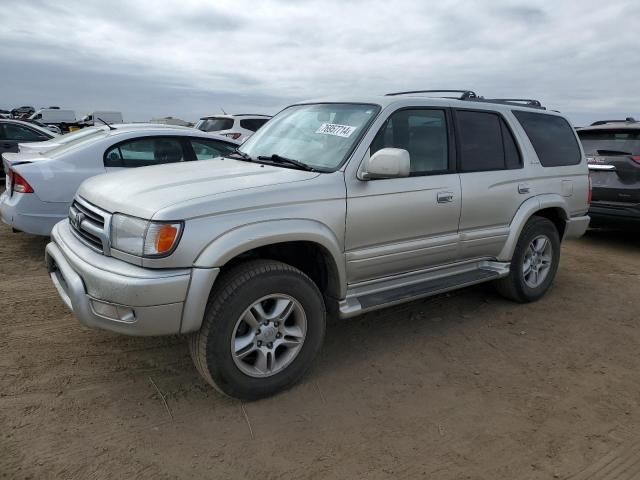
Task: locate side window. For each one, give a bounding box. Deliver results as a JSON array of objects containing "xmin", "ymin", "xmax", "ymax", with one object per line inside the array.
[
  {"xmin": 371, "ymin": 109, "xmax": 449, "ymax": 175},
  {"xmin": 3, "ymin": 124, "xmax": 44, "ymax": 141},
  {"xmin": 512, "ymin": 110, "xmax": 581, "ymax": 167},
  {"xmin": 104, "ymin": 137, "xmax": 184, "ymax": 168},
  {"xmin": 191, "ymin": 138, "xmax": 236, "ymax": 160},
  {"xmin": 502, "ymin": 119, "xmax": 522, "ymax": 169},
  {"xmin": 456, "ymin": 110, "xmax": 506, "ymax": 172},
  {"xmin": 240, "ymin": 118, "xmax": 269, "ymax": 132}
]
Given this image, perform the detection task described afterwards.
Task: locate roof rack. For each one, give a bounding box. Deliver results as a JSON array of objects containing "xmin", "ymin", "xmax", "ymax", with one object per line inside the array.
[
  {"xmin": 590, "ymin": 117, "xmax": 637, "ymax": 126},
  {"xmin": 384, "ymin": 90, "xmax": 546, "ymax": 109},
  {"xmin": 385, "ymin": 89, "xmax": 479, "ymax": 100}
]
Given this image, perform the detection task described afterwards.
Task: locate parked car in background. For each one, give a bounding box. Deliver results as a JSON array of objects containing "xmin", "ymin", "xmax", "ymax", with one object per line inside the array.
[
  {"xmin": 11, "ymin": 106, "xmax": 35, "ymax": 118},
  {"xmin": 44, "ymin": 90, "xmax": 590, "ymax": 400},
  {"xmin": 0, "ymin": 119, "xmax": 57, "ymax": 176},
  {"xmin": 21, "ymin": 118, "xmax": 63, "ymax": 134},
  {"xmin": 195, "ymin": 113, "xmax": 271, "ymax": 141},
  {"xmin": 577, "ymin": 118, "xmax": 640, "ymax": 227},
  {"xmin": 1, "ymin": 125, "xmax": 239, "ymax": 235},
  {"xmin": 78, "ymin": 111, "xmax": 124, "ymax": 127},
  {"xmin": 149, "ymin": 116, "xmax": 192, "ymax": 127}
]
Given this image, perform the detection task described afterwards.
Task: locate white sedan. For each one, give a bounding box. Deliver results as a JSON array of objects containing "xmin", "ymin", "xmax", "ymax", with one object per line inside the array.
[{"xmin": 1, "ymin": 124, "xmax": 239, "ymax": 236}]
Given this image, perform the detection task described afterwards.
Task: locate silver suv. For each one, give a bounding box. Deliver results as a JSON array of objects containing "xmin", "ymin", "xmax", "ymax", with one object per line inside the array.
[{"xmin": 45, "ymin": 90, "xmax": 590, "ymax": 400}]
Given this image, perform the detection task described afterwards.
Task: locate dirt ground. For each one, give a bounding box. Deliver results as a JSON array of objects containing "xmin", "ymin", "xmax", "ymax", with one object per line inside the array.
[{"xmin": 1, "ymin": 222, "xmax": 640, "ymax": 480}]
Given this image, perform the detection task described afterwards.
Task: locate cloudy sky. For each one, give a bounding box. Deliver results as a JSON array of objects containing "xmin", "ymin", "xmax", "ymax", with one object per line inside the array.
[{"xmin": 1, "ymin": 0, "xmax": 637, "ymax": 125}]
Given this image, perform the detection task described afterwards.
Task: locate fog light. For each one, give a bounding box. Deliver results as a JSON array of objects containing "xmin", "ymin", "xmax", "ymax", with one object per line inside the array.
[{"xmin": 90, "ymin": 299, "xmax": 135, "ymax": 323}]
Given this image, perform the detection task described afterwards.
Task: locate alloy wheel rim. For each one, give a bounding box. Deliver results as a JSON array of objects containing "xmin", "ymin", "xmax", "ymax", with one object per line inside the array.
[
  {"xmin": 230, "ymin": 294, "xmax": 307, "ymax": 378},
  {"xmin": 523, "ymin": 234, "xmax": 553, "ymax": 288}
]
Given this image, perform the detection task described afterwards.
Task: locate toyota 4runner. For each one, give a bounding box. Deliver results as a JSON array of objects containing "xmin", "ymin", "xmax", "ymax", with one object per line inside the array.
[{"xmin": 45, "ymin": 90, "xmax": 590, "ymax": 400}]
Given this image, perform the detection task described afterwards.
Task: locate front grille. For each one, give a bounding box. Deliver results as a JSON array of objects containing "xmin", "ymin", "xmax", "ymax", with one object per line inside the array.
[{"xmin": 69, "ymin": 198, "xmax": 109, "ymax": 254}]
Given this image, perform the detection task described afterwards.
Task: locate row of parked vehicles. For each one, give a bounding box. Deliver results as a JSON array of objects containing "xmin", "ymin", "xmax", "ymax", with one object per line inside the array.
[{"xmin": 0, "ymin": 89, "xmax": 635, "ymax": 400}]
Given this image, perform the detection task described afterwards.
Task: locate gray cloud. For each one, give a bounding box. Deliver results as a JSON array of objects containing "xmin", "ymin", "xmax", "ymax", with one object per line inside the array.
[{"xmin": 0, "ymin": 0, "xmax": 637, "ymax": 126}]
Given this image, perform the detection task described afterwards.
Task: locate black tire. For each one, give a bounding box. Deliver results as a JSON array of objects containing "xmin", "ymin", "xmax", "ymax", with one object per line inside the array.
[
  {"xmin": 495, "ymin": 216, "xmax": 561, "ymax": 303},
  {"xmin": 189, "ymin": 259, "xmax": 326, "ymax": 401}
]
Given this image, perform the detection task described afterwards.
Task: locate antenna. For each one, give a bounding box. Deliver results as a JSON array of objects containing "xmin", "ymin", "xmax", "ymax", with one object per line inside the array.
[
  {"xmin": 97, "ymin": 117, "xmax": 116, "ymax": 130},
  {"xmin": 220, "ymin": 106, "xmax": 227, "ymax": 115}
]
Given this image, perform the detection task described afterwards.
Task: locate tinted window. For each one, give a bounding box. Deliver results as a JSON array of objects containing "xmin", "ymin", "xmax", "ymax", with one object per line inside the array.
[
  {"xmin": 240, "ymin": 118, "xmax": 269, "ymax": 132},
  {"xmin": 457, "ymin": 111, "xmax": 505, "ymax": 172},
  {"xmin": 513, "ymin": 110, "xmax": 581, "ymax": 166},
  {"xmin": 577, "ymin": 129, "xmax": 640, "ymax": 155},
  {"xmin": 2, "ymin": 123, "xmax": 44, "ymax": 141},
  {"xmin": 371, "ymin": 109, "xmax": 448, "ymax": 174},
  {"xmin": 502, "ymin": 120, "xmax": 522, "ymax": 169},
  {"xmin": 191, "ymin": 138, "xmax": 236, "ymax": 160},
  {"xmin": 105, "ymin": 137, "xmax": 184, "ymax": 167},
  {"xmin": 195, "ymin": 117, "xmax": 234, "ymax": 132}
]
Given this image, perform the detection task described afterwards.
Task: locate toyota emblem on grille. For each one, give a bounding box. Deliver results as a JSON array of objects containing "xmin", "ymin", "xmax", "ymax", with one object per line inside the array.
[{"xmin": 69, "ymin": 210, "xmax": 85, "ymax": 229}]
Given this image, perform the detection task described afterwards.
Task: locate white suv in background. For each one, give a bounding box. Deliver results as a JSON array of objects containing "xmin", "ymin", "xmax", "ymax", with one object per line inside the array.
[{"xmin": 195, "ymin": 114, "xmax": 271, "ymax": 141}]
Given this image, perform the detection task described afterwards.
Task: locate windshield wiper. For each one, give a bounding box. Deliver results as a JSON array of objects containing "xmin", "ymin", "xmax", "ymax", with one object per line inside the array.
[
  {"xmin": 597, "ymin": 149, "xmax": 633, "ymax": 156},
  {"xmin": 257, "ymin": 154, "xmax": 316, "ymax": 171},
  {"xmin": 225, "ymin": 149, "xmax": 253, "ymax": 161}
]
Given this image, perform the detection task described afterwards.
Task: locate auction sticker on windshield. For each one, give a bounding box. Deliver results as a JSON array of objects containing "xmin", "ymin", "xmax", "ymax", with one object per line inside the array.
[{"xmin": 316, "ymin": 123, "xmax": 356, "ymax": 138}]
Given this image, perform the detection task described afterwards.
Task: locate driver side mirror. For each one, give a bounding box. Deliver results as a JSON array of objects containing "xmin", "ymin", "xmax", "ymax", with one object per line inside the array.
[{"xmin": 359, "ymin": 148, "xmax": 410, "ymax": 180}]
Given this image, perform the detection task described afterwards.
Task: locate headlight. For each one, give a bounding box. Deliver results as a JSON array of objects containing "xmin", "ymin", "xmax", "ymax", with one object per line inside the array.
[{"xmin": 110, "ymin": 214, "xmax": 183, "ymax": 257}]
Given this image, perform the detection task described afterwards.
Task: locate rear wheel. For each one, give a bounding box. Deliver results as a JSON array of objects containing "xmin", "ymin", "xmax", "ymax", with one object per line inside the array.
[
  {"xmin": 189, "ymin": 260, "xmax": 326, "ymax": 400},
  {"xmin": 495, "ymin": 216, "xmax": 561, "ymax": 303}
]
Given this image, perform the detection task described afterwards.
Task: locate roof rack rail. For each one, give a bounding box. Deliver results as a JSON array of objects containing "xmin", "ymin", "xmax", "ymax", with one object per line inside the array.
[
  {"xmin": 385, "ymin": 89, "xmax": 479, "ymax": 100},
  {"xmin": 480, "ymin": 98, "xmax": 544, "ymax": 108},
  {"xmin": 590, "ymin": 117, "xmax": 637, "ymax": 126}
]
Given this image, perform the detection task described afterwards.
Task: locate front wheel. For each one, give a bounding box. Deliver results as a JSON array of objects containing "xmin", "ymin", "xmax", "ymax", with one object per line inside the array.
[
  {"xmin": 189, "ymin": 260, "xmax": 326, "ymax": 400},
  {"xmin": 495, "ymin": 216, "xmax": 561, "ymax": 303}
]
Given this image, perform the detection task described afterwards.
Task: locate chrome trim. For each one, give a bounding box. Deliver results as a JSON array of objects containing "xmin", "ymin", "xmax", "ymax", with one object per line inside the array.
[
  {"xmin": 69, "ymin": 196, "xmax": 112, "ymax": 256},
  {"xmin": 588, "ymin": 164, "xmax": 616, "ymax": 171}
]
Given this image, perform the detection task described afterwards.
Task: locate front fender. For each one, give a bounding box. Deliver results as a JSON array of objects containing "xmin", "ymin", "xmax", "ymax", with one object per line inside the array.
[
  {"xmin": 193, "ymin": 219, "xmax": 347, "ymax": 298},
  {"xmin": 497, "ymin": 194, "xmax": 570, "ymax": 261}
]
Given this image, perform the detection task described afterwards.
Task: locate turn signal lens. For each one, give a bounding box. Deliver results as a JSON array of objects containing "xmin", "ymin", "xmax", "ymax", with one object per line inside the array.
[
  {"xmin": 588, "ymin": 175, "xmax": 592, "ymax": 204},
  {"xmin": 143, "ymin": 222, "xmax": 182, "ymax": 256}
]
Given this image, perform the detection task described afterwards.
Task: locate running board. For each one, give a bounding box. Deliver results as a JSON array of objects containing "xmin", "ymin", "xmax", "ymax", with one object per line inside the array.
[{"xmin": 338, "ymin": 261, "xmax": 508, "ymax": 318}]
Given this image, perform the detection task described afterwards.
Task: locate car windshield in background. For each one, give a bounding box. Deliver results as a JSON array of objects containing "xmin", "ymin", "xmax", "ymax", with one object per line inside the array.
[
  {"xmin": 196, "ymin": 117, "xmax": 234, "ymax": 132},
  {"xmin": 238, "ymin": 103, "xmax": 380, "ymax": 171},
  {"xmin": 578, "ymin": 129, "xmax": 640, "ymax": 155}
]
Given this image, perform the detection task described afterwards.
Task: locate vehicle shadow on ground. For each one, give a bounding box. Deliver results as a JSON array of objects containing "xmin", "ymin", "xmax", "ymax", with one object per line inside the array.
[{"xmin": 581, "ymin": 227, "xmax": 640, "ymax": 251}]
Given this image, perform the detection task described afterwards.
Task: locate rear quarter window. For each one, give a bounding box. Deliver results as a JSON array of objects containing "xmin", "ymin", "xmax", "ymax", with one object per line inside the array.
[{"xmin": 512, "ymin": 110, "xmax": 581, "ymax": 167}]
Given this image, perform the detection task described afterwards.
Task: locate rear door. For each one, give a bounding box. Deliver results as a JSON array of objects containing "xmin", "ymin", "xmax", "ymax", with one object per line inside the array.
[
  {"xmin": 103, "ymin": 136, "xmax": 188, "ymax": 172},
  {"xmin": 578, "ymin": 128, "xmax": 640, "ymax": 204},
  {"xmin": 455, "ymin": 109, "xmax": 532, "ymax": 259}
]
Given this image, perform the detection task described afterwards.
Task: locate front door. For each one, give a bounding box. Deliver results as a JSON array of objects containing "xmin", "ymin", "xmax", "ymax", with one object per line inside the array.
[{"xmin": 345, "ymin": 108, "xmax": 461, "ymax": 284}]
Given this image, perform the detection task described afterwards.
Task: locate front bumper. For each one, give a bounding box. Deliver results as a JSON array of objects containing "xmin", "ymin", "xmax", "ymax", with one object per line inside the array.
[
  {"xmin": 0, "ymin": 191, "xmax": 69, "ymax": 236},
  {"xmin": 46, "ymin": 220, "xmax": 219, "ymax": 336}
]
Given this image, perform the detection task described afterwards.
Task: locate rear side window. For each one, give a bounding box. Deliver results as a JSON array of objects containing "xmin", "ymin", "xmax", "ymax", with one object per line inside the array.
[
  {"xmin": 240, "ymin": 118, "xmax": 269, "ymax": 132},
  {"xmin": 456, "ymin": 110, "xmax": 522, "ymax": 172},
  {"xmin": 190, "ymin": 138, "xmax": 236, "ymax": 160},
  {"xmin": 105, "ymin": 137, "xmax": 184, "ymax": 167},
  {"xmin": 196, "ymin": 118, "xmax": 234, "ymax": 132},
  {"xmin": 577, "ymin": 129, "xmax": 640, "ymax": 155},
  {"xmin": 512, "ymin": 110, "xmax": 581, "ymax": 166}
]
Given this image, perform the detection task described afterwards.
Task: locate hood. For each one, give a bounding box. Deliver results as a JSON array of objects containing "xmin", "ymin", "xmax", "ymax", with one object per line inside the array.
[{"xmin": 78, "ymin": 158, "xmax": 320, "ymax": 219}]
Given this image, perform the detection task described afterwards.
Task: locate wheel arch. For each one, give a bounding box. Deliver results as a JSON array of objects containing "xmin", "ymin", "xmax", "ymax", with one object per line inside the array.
[
  {"xmin": 193, "ymin": 219, "xmax": 347, "ymax": 299},
  {"xmin": 497, "ymin": 194, "xmax": 570, "ymax": 261}
]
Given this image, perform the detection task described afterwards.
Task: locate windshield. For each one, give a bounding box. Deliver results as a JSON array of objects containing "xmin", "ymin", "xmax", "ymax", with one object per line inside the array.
[
  {"xmin": 196, "ymin": 117, "xmax": 234, "ymax": 132},
  {"xmin": 238, "ymin": 103, "xmax": 380, "ymax": 171},
  {"xmin": 578, "ymin": 129, "xmax": 640, "ymax": 155}
]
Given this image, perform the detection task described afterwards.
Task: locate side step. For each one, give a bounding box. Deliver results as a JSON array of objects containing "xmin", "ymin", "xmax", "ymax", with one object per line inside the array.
[{"xmin": 338, "ymin": 264, "xmax": 506, "ymax": 318}]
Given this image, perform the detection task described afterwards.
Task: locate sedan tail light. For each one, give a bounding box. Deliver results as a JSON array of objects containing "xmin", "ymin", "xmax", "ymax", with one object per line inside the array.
[
  {"xmin": 223, "ymin": 132, "xmax": 242, "ymax": 140},
  {"xmin": 631, "ymin": 156, "xmax": 640, "ymax": 164},
  {"xmin": 8, "ymin": 170, "xmax": 34, "ymax": 194}
]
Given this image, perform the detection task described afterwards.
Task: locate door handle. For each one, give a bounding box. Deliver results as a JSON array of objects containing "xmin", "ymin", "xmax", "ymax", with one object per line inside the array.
[
  {"xmin": 518, "ymin": 183, "xmax": 531, "ymax": 194},
  {"xmin": 437, "ymin": 191, "xmax": 454, "ymax": 203}
]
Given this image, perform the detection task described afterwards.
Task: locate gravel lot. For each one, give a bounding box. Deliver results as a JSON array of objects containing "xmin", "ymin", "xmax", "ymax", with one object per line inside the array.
[{"xmin": 1, "ymin": 221, "xmax": 639, "ymax": 479}]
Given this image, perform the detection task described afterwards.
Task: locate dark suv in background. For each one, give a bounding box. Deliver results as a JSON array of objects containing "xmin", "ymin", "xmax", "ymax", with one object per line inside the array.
[{"xmin": 577, "ymin": 118, "xmax": 640, "ymax": 227}]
